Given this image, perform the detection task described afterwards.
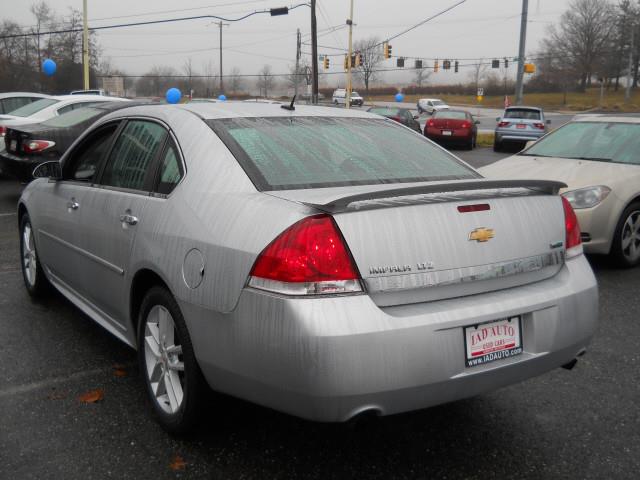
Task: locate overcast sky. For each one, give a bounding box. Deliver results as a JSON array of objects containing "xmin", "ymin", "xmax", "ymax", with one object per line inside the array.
[{"xmin": 10, "ymin": 0, "xmax": 575, "ymax": 86}]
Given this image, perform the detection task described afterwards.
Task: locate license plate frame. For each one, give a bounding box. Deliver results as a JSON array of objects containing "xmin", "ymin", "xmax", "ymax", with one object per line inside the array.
[
  {"xmin": 464, "ymin": 316, "xmax": 523, "ymax": 368},
  {"xmin": 516, "ymin": 124, "xmax": 526, "ymax": 129},
  {"xmin": 442, "ymin": 130, "xmax": 453, "ymax": 136}
]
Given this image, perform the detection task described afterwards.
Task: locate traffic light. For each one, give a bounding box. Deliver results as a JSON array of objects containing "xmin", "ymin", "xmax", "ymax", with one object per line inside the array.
[
  {"xmin": 354, "ymin": 53, "xmax": 362, "ymax": 67},
  {"xmin": 491, "ymin": 59, "xmax": 500, "ymax": 69},
  {"xmin": 323, "ymin": 56, "xmax": 329, "ymax": 70},
  {"xmin": 443, "ymin": 59, "xmax": 451, "ymax": 70},
  {"xmin": 415, "ymin": 59, "xmax": 422, "ymax": 69},
  {"xmin": 383, "ymin": 42, "xmax": 392, "ymax": 59},
  {"xmin": 434, "ymin": 59, "xmax": 439, "ymax": 73},
  {"xmin": 454, "ymin": 60, "xmax": 459, "ymax": 73},
  {"xmin": 397, "ymin": 57, "xmax": 405, "ymax": 68},
  {"xmin": 344, "ymin": 54, "xmax": 349, "ymax": 70}
]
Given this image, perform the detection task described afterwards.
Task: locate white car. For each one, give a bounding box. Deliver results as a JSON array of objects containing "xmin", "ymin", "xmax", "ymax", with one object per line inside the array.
[
  {"xmin": 417, "ymin": 98, "xmax": 450, "ymax": 114},
  {"xmin": 0, "ymin": 95, "xmax": 129, "ymax": 139},
  {"xmin": 332, "ymin": 88, "xmax": 364, "ymax": 106},
  {"xmin": 0, "ymin": 92, "xmax": 51, "ymax": 115}
]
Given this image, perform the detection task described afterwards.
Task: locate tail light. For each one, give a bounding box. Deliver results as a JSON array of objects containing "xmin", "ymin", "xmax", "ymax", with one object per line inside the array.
[
  {"xmin": 426, "ymin": 119, "xmax": 435, "ymax": 128},
  {"xmin": 498, "ymin": 121, "xmax": 510, "ymax": 127},
  {"xmin": 562, "ymin": 196, "xmax": 583, "ymax": 258},
  {"xmin": 0, "ymin": 126, "xmax": 5, "ymax": 137},
  {"xmin": 22, "ymin": 140, "xmax": 55, "ymax": 154},
  {"xmin": 533, "ymin": 122, "xmax": 545, "ymax": 130},
  {"xmin": 461, "ymin": 122, "xmax": 470, "ymax": 129},
  {"xmin": 248, "ymin": 214, "xmax": 363, "ymax": 295},
  {"xmin": 389, "ymin": 116, "xmax": 402, "ymax": 122}
]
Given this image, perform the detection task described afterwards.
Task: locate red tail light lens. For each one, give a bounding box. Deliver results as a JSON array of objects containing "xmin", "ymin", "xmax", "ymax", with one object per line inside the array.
[
  {"xmin": 533, "ymin": 122, "xmax": 545, "ymax": 130},
  {"xmin": 498, "ymin": 121, "xmax": 510, "ymax": 127},
  {"xmin": 22, "ymin": 140, "xmax": 55, "ymax": 154},
  {"xmin": 248, "ymin": 214, "xmax": 362, "ymax": 295},
  {"xmin": 460, "ymin": 122, "xmax": 470, "ymax": 129},
  {"xmin": 562, "ymin": 196, "xmax": 582, "ymax": 257},
  {"xmin": 389, "ymin": 116, "xmax": 402, "ymax": 122},
  {"xmin": 0, "ymin": 126, "xmax": 6, "ymax": 137},
  {"xmin": 426, "ymin": 119, "xmax": 435, "ymax": 127}
]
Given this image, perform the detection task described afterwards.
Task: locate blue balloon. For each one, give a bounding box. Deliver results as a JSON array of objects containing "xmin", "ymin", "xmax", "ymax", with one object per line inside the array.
[
  {"xmin": 166, "ymin": 87, "xmax": 182, "ymax": 104},
  {"xmin": 218, "ymin": 94, "xmax": 227, "ymax": 101},
  {"xmin": 42, "ymin": 59, "xmax": 56, "ymax": 77},
  {"xmin": 395, "ymin": 92, "xmax": 405, "ymax": 102}
]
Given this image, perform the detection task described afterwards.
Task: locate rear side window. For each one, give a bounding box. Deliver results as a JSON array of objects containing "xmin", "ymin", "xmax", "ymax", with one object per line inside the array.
[
  {"xmin": 101, "ymin": 120, "xmax": 167, "ymax": 191},
  {"xmin": 65, "ymin": 124, "xmax": 119, "ymax": 182},
  {"xmin": 155, "ymin": 139, "xmax": 183, "ymax": 195},
  {"xmin": 504, "ymin": 109, "xmax": 541, "ymax": 120},
  {"xmin": 208, "ymin": 117, "xmax": 478, "ymax": 190}
]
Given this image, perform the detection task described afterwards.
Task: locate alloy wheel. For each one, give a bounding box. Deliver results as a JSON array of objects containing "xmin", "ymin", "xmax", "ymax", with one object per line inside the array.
[
  {"xmin": 22, "ymin": 223, "xmax": 37, "ymax": 287},
  {"xmin": 621, "ymin": 210, "xmax": 640, "ymax": 263},
  {"xmin": 143, "ymin": 305, "xmax": 185, "ymax": 414}
]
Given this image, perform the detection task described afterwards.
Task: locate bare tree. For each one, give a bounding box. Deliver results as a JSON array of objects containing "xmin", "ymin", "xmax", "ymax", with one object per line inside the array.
[
  {"xmin": 257, "ymin": 64, "xmax": 275, "ymax": 97},
  {"xmin": 182, "ymin": 57, "xmax": 195, "ymax": 96},
  {"xmin": 30, "ymin": 1, "xmax": 53, "ymax": 73},
  {"xmin": 202, "ymin": 59, "xmax": 217, "ymax": 97},
  {"xmin": 353, "ymin": 37, "xmax": 384, "ymax": 95},
  {"xmin": 413, "ymin": 66, "xmax": 432, "ymax": 87},
  {"xmin": 468, "ymin": 59, "xmax": 489, "ymax": 92},
  {"xmin": 228, "ymin": 67, "xmax": 244, "ymax": 94},
  {"xmin": 544, "ymin": 0, "xmax": 616, "ymax": 91},
  {"xmin": 286, "ymin": 58, "xmax": 309, "ymax": 92}
]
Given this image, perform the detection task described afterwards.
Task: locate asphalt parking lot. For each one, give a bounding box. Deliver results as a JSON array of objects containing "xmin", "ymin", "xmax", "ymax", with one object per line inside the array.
[{"xmin": 1, "ymin": 149, "xmax": 638, "ymax": 478}]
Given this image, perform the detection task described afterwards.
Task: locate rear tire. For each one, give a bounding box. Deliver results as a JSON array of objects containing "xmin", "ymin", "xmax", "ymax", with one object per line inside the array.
[
  {"xmin": 19, "ymin": 213, "xmax": 50, "ymax": 297},
  {"xmin": 137, "ymin": 286, "xmax": 205, "ymax": 434},
  {"xmin": 493, "ymin": 138, "xmax": 501, "ymax": 152},
  {"xmin": 610, "ymin": 202, "xmax": 640, "ymax": 268}
]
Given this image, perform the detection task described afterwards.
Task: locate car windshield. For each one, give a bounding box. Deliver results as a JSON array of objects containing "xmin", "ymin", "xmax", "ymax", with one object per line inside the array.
[
  {"xmin": 504, "ymin": 108, "xmax": 541, "ymax": 120},
  {"xmin": 432, "ymin": 100, "xmax": 445, "ymax": 106},
  {"xmin": 352, "ymin": 92, "xmax": 361, "ymax": 97},
  {"xmin": 41, "ymin": 107, "xmax": 101, "ymax": 127},
  {"xmin": 208, "ymin": 117, "xmax": 478, "ymax": 190},
  {"xmin": 434, "ymin": 111, "xmax": 467, "ymax": 120},
  {"xmin": 523, "ymin": 121, "xmax": 640, "ymax": 165},
  {"xmin": 6, "ymin": 98, "xmax": 59, "ymax": 117}
]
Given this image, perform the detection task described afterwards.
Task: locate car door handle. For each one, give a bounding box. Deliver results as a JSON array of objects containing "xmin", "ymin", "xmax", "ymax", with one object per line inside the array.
[
  {"xmin": 67, "ymin": 199, "xmax": 79, "ymax": 210},
  {"xmin": 119, "ymin": 214, "xmax": 138, "ymax": 226}
]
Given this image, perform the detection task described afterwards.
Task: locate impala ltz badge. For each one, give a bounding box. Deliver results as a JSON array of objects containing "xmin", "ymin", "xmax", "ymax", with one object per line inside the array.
[{"xmin": 469, "ymin": 227, "xmax": 495, "ymax": 243}]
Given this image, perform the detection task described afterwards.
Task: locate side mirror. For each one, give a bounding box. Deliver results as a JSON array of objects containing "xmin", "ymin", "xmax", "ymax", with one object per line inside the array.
[
  {"xmin": 524, "ymin": 140, "xmax": 536, "ymax": 149},
  {"xmin": 33, "ymin": 161, "xmax": 62, "ymax": 180},
  {"xmin": 496, "ymin": 117, "xmax": 501, "ymax": 122},
  {"xmin": 475, "ymin": 120, "xmax": 481, "ymax": 125},
  {"xmin": 546, "ymin": 119, "xmax": 551, "ymax": 125},
  {"xmin": 413, "ymin": 115, "xmax": 420, "ymax": 120}
]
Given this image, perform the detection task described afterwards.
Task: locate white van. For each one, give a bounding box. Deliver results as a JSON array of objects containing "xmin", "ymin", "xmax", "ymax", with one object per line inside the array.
[{"xmin": 332, "ymin": 88, "xmax": 364, "ymax": 106}]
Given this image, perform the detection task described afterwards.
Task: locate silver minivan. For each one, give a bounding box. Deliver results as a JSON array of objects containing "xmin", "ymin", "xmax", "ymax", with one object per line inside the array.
[{"xmin": 494, "ymin": 106, "xmax": 551, "ymax": 151}]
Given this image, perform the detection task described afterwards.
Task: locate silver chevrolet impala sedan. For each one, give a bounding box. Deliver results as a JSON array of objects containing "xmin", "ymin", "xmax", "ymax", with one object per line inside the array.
[{"xmin": 18, "ymin": 103, "xmax": 598, "ymax": 433}]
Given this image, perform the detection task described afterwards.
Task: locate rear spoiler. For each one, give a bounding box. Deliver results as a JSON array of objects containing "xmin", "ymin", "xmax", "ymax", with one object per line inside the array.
[{"xmin": 306, "ymin": 179, "xmax": 567, "ymax": 213}]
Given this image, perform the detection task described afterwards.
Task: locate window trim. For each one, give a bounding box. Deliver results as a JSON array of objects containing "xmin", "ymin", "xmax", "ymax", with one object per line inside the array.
[{"xmin": 94, "ymin": 117, "xmax": 173, "ymax": 196}]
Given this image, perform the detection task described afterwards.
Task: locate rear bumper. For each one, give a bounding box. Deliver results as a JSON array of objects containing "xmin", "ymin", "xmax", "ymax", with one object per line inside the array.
[
  {"xmin": 182, "ymin": 255, "xmax": 598, "ymax": 422},
  {"xmin": 0, "ymin": 152, "xmax": 41, "ymax": 182},
  {"xmin": 495, "ymin": 130, "xmax": 545, "ymax": 143},
  {"xmin": 426, "ymin": 129, "xmax": 473, "ymax": 143}
]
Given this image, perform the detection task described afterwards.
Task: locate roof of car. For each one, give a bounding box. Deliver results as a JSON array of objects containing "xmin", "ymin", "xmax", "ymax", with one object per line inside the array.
[
  {"xmin": 0, "ymin": 92, "xmax": 51, "ymax": 99},
  {"xmin": 573, "ymin": 115, "xmax": 640, "ymax": 124},
  {"xmin": 52, "ymin": 94, "xmax": 128, "ymax": 102},
  {"xmin": 174, "ymin": 102, "xmax": 379, "ymax": 119}
]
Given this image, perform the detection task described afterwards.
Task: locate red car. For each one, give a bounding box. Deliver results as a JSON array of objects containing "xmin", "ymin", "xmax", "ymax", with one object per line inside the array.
[{"xmin": 424, "ymin": 110, "xmax": 479, "ymax": 149}]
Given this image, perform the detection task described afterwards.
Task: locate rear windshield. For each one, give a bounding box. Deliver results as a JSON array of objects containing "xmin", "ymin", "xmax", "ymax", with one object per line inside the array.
[
  {"xmin": 524, "ymin": 121, "xmax": 640, "ymax": 165},
  {"xmin": 432, "ymin": 100, "xmax": 445, "ymax": 106},
  {"xmin": 6, "ymin": 98, "xmax": 59, "ymax": 117},
  {"xmin": 368, "ymin": 108, "xmax": 402, "ymax": 117},
  {"xmin": 41, "ymin": 107, "xmax": 101, "ymax": 127},
  {"xmin": 434, "ymin": 111, "xmax": 467, "ymax": 120},
  {"xmin": 208, "ymin": 117, "xmax": 478, "ymax": 190},
  {"xmin": 504, "ymin": 108, "xmax": 541, "ymax": 120}
]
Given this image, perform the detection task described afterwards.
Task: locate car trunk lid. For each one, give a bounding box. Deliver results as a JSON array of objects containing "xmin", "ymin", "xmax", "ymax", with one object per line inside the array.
[{"xmin": 268, "ymin": 180, "xmax": 567, "ymax": 306}]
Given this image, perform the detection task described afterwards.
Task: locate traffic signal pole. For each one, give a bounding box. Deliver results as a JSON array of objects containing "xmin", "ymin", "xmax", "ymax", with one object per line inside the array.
[
  {"xmin": 515, "ymin": 0, "xmax": 528, "ymax": 105},
  {"xmin": 295, "ymin": 28, "xmax": 301, "ymax": 99},
  {"xmin": 310, "ymin": 0, "xmax": 319, "ymax": 104},
  {"xmin": 345, "ymin": 0, "xmax": 354, "ymax": 109},
  {"xmin": 82, "ymin": 0, "xmax": 89, "ymax": 89}
]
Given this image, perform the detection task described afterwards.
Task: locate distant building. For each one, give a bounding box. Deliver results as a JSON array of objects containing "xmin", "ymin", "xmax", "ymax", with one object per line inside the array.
[{"xmin": 102, "ymin": 76, "xmax": 125, "ymax": 97}]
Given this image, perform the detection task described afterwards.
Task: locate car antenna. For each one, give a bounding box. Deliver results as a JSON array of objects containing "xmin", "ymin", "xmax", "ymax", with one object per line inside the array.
[{"xmin": 281, "ymin": 95, "xmax": 296, "ymax": 111}]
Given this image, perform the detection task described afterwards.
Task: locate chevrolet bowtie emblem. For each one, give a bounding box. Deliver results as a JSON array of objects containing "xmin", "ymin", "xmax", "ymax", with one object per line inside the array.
[{"xmin": 469, "ymin": 227, "xmax": 495, "ymax": 243}]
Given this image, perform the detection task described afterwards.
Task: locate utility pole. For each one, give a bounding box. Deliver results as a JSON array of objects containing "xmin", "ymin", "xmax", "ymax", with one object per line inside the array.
[
  {"xmin": 218, "ymin": 21, "xmax": 229, "ymax": 93},
  {"xmin": 625, "ymin": 24, "xmax": 635, "ymax": 103},
  {"xmin": 345, "ymin": 0, "xmax": 354, "ymax": 109},
  {"xmin": 295, "ymin": 28, "xmax": 301, "ymax": 98},
  {"xmin": 515, "ymin": 0, "xmax": 528, "ymax": 105},
  {"xmin": 310, "ymin": 0, "xmax": 319, "ymax": 104},
  {"xmin": 82, "ymin": 0, "xmax": 89, "ymax": 90}
]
